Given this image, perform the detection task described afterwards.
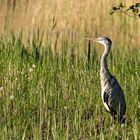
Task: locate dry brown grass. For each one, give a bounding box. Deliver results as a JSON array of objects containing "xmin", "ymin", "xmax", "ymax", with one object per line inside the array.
[{"xmin": 0, "ymin": 0, "xmax": 140, "ymax": 50}]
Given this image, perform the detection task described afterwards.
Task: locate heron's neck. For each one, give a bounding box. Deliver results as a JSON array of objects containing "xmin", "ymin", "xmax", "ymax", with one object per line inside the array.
[{"xmin": 100, "ymin": 44, "xmax": 111, "ymax": 73}]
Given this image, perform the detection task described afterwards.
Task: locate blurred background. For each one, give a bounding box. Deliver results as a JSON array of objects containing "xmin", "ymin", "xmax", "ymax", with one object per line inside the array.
[{"xmin": 0, "ymin": 0, "xmax": 139, "ymax": 51}]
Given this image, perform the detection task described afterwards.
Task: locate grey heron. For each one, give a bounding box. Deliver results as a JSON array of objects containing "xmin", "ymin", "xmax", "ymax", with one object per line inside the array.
[{"xmin": 85, "ymin": 36, "xmax": 126, "ymax": 123}]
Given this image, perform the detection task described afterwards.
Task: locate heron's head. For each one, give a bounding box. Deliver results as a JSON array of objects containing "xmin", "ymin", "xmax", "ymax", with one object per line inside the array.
[{"xmin": 85, "ymin": 36, "xmax": 112, "ymax": 47}]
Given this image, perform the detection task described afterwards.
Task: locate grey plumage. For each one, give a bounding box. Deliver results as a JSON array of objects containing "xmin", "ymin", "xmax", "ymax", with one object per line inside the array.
[{"xmin": 85, "ymin": 36, "xmax": 126, "ymax": 122}]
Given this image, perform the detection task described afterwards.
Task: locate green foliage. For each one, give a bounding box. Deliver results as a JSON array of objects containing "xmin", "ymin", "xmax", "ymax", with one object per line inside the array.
[
  {"xmin": 0, "ymin": 33, "xmax": 140, "ymax": 139},
  {"xmin": 110, "ymin": 3, "xmax": 140, "ymax": 19}
]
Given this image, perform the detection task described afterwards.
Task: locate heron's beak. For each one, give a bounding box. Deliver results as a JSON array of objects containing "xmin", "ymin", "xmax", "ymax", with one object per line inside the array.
[{"xmin": 84, "ymin": 37, "xmax": 99, "ymax": 43}]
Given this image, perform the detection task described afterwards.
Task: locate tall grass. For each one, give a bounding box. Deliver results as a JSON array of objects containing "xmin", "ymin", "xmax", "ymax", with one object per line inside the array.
[
  {"xmin": 0, "ymin": 0, "xmax": 139, "ymax": 49},
  {"xmin": 0, "ymin": 0, "xmax": 140, "ymax": 139},
  {"xmin": 0, "ymin": 33, "xmax": 140, "ymax": 139}
]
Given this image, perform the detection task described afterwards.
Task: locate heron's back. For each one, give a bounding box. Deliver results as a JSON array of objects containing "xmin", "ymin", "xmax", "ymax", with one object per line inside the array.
[{"xmin": 100, "ymin": 72, "xmax": 126, "ymax": 118}]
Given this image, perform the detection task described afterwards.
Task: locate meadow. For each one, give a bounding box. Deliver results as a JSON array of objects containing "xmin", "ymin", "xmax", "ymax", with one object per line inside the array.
[{"xmin": 0, "ymin": 0, "xmax": 140, "ymax": 139}]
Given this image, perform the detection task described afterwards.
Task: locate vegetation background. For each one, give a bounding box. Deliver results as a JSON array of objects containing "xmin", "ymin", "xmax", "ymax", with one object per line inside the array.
[{"xmin": 0, "ymin": 0, "xmax": 140, "ymax": 139}]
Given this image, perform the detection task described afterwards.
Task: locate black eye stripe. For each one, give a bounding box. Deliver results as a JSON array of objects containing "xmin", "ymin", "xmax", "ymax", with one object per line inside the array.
[{"xmin": 98, "ymin": 36, "xmax": 112, "ymax": 45}]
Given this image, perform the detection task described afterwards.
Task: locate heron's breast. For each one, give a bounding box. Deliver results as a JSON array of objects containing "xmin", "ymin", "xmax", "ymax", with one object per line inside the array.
[{"xmin": 101, "ymin": 89, "xmax": 110, "ymax": 111}]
